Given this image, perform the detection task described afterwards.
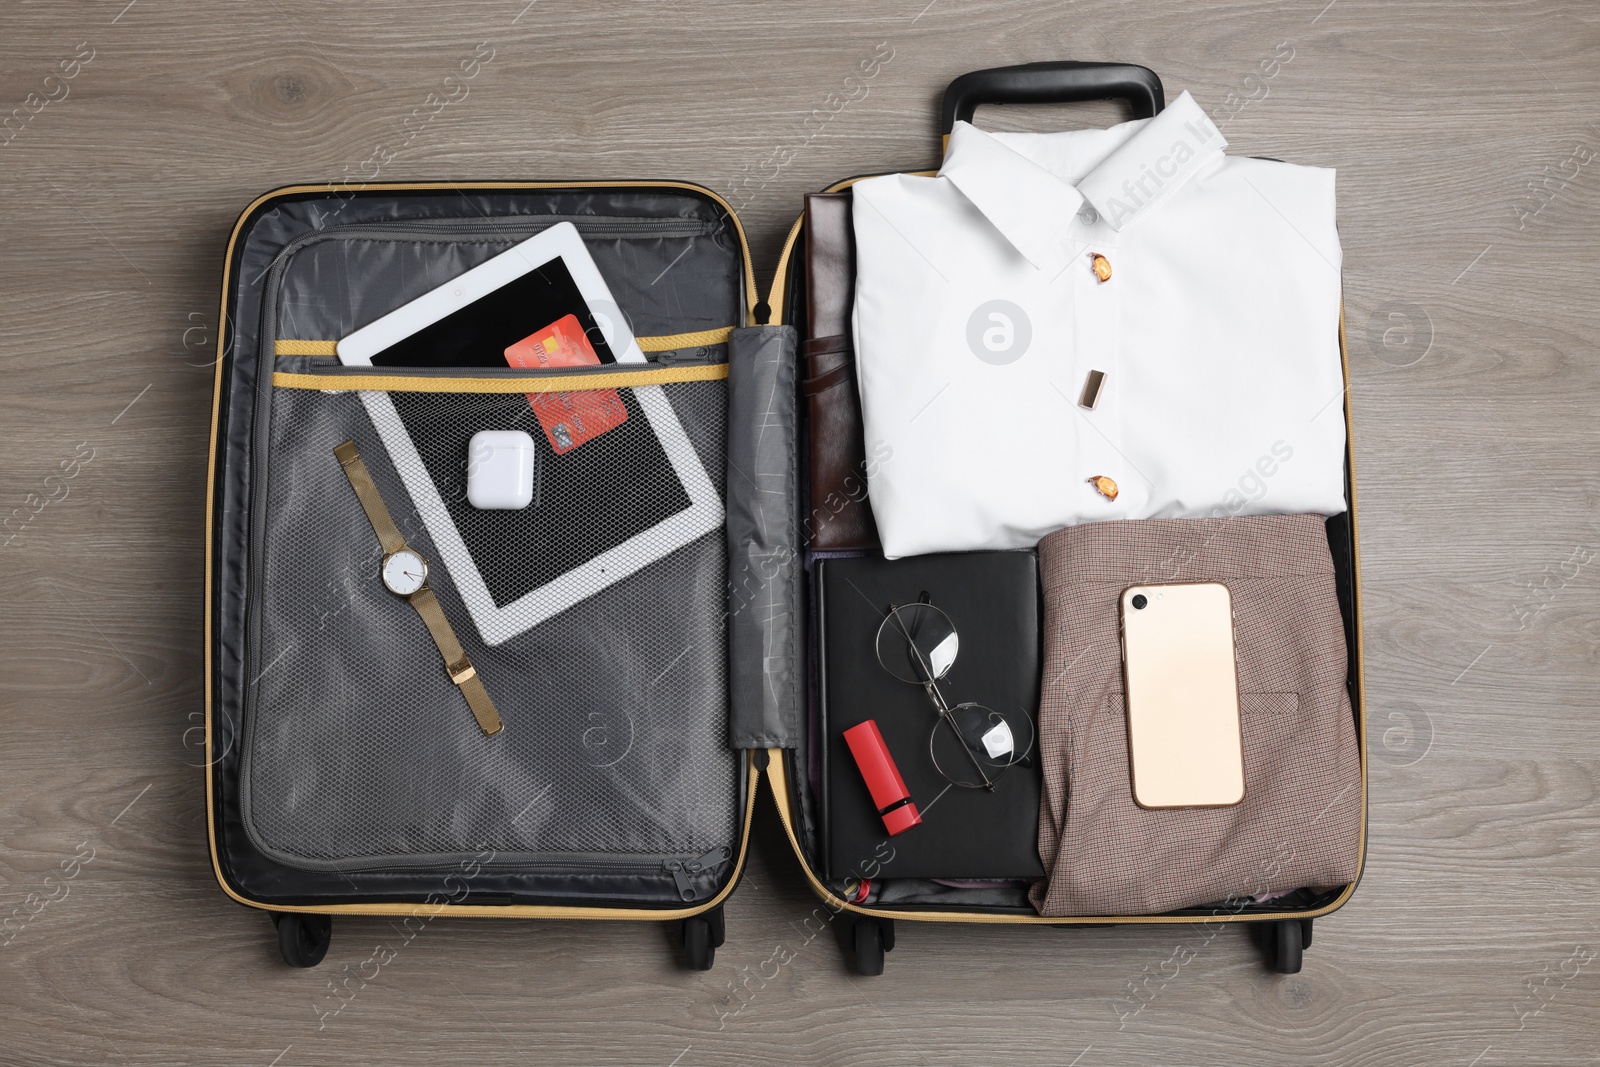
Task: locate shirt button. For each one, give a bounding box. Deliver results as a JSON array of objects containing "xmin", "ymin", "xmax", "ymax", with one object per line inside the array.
[
  {"xmin": 1091, "ymin": 253, "xmax": 1112, "ymax": 283},
  {"xmin": 1077, "ymin": 204, "xmax": 1099, "ymax": 225}
]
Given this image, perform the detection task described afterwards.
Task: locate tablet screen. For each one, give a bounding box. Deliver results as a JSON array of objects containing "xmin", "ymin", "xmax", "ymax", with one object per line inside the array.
[{"xmin": 368, "ymin": 258, "xmax": 617, "ymax": 368}]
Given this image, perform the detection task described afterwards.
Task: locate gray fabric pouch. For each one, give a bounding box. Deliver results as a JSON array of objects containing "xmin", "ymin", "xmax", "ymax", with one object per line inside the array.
[{"xmin": 725, "ymin": 325, "xmax": 803, "ymax": 749}]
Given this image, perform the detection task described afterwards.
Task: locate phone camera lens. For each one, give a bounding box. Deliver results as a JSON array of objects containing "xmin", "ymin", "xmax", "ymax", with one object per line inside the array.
[{"xmin": 1131, "ymin": 594, "xmax": 1148, "ymax": 610}]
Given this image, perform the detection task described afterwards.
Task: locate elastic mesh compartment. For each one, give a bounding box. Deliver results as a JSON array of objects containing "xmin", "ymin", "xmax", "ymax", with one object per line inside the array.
[{"xmin": 244, "ymin": 378, "xmax": 736, "ymax": 869}]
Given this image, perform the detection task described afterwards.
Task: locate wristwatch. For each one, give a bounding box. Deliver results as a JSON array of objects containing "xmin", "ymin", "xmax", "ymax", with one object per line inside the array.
[{"xmin": 333, "ymin": 440, "xmax": 503, "ymax": 736}]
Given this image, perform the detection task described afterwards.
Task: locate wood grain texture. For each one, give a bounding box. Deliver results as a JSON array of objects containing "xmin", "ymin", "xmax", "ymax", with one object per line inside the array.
[{"xmin": 2, "ymin": 0, "xmax": 1598, "ymax": 1063}]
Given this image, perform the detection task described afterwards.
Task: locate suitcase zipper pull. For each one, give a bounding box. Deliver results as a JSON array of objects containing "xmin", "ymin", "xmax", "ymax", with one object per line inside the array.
[{"xmin": 664, "ymin": 845, "xmax": 732, "ymax": 901}]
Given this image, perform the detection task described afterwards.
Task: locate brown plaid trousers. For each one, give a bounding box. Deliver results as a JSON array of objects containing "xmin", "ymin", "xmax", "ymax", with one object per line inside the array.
[{"xmin": 1030, "ymin": 514, "xmax": 1362, "ymax": 916}]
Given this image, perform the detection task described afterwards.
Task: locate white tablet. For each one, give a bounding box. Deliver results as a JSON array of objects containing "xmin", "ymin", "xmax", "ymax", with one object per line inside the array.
[
  {"xmin": 337, "ymin": 222, "xmax": 644, "ymax": 367},
  {"xmin": 335, "ymin": 222, "xmax": 723, "ymax": 646}
]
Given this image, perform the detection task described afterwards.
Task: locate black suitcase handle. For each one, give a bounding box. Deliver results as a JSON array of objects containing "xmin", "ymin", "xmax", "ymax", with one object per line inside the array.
[{"xmin": 940, "ymin": 62, "xmax": 1165, "ymax": 144}]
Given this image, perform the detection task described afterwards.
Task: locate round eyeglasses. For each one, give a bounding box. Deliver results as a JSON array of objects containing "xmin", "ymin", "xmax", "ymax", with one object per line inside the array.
[{"xmin": 873, "ymin": 601, "xmax": 1035, "ymax": 791}]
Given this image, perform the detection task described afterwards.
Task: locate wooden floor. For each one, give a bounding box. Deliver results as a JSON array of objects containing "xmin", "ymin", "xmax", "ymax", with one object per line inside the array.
[{"xmin": 2, "ymin": 1, "xmax": 1597, "ymax": 1063}]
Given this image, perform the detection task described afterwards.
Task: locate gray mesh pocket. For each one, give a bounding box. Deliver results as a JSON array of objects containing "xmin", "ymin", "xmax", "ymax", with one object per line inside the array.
[{"xmin": 242, "ymin": 373, "xmax": 737, "ymax": 872}]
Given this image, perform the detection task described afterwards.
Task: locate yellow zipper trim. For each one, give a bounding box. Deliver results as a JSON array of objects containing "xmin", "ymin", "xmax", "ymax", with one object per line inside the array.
[
  {"xmin": 763, "ymin": 305, "xmax": 1365, "ymax": 927},
  {"xmin": 232, "ymin": 752, "xmax": 760, "ymax": 920},
  {"xmin": 766, "ymin": 214, "xmax": 807, "ymax": 327},
  {"xmin": 207, "ymin": 180, "xmax": 754, "ymax": 920},
  {"xmin": 766, "ymin": 744, "xmax": 1357, "ymax": 925},
  {"xmin": 274, "ymin": 327, "xmax": 736, "ymax": 360},
  {"xmin": 251, "ymin": 180, "xmax": 755, "ymax": 323},
  {"xmin": 1339, "ymin": 302, "xmax": 1370, "ymax": 893},
  {"xmin": 637, "ymin": 327, "xmax": 733, "ymax": 351},
  {"xmin": 276, "ymin": 339, "xmax": 338, "ymax": 356},
  {"xmin": 272, "ymin": 363, "xmax": 727, "ymax": 393}
]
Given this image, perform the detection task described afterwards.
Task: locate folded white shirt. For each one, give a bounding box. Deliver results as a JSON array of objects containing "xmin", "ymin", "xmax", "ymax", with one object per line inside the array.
[{"xmin": 851, "ymin": 92, "xmax": 1347, "ymax": 559}]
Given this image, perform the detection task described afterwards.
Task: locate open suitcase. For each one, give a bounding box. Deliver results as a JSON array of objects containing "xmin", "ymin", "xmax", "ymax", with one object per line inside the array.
[{"xmin": 205, "ymin": 61, "xmax": 1365, "ymax": 975}]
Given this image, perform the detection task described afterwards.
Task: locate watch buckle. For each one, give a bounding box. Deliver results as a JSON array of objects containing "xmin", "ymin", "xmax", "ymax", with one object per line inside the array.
[{"xmin": 447, "ymin": 656, "xmax": 477, "ymax": 685}]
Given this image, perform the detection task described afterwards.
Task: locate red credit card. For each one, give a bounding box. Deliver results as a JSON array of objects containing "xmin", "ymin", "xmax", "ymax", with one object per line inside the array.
[{"xmin": 504, "ymin": 314, "xmax": 628, "ymax": 454}]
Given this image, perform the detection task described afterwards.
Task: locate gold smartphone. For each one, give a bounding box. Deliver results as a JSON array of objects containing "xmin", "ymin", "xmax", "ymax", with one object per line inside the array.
[{"xmin": 1119, "ymin": 582, "xmax": 1244, "ymax": 808}]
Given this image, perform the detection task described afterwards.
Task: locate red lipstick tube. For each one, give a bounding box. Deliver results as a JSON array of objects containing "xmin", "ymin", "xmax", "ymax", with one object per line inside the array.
[{"xmin": 843, "ymin": 720, "xmax": 923, "ymax": 836}]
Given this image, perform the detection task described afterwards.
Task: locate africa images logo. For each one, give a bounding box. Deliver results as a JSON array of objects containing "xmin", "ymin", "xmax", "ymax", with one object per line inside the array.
[
  {"xmin": 965, "ymin": 299, "xmax": 1032, "ymax": 365},
  {"xmin": 1094, "ymin": 116, "xmax": 1221, "ymax": 229}
]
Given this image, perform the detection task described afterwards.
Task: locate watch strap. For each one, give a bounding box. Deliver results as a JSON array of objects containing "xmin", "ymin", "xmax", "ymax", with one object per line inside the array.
[
  {"xmin": 410, "ymin": 586, "xmax": 503, "ymax": 736},
  {"xmin": 334, "ymin": 439, "xmax": 503, "ymax": 737},
  {"xmin": 334, "ymin": 439, "xmax": 407, "ymax": 555}
]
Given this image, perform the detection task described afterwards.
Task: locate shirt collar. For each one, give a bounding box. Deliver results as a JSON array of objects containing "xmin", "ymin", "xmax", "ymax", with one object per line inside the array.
[
  {"xmin": 938, "ymin": 121, "xmax": 1086, "ymax": 273},
  {"xmin": 1074, "ymin": 92, "xmax": 1227, "ymax": 230},
  {"xmin": 936, "ymin": 91, "xmax": 1228, "ymax": 268}
]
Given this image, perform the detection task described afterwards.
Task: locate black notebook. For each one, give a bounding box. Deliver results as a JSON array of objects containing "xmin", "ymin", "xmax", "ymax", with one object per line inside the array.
[{"xmin": 819, "ymin": 552, "xmax": 1044, "ymax": 881}]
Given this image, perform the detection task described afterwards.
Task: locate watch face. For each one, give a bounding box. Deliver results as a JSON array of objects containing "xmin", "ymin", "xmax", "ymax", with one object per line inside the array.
[{"xmin": 381, "ymin": 550, "xmax": 428, "ymax": 596}]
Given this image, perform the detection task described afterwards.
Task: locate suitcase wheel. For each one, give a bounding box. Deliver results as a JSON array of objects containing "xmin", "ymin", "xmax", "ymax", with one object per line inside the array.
[
  {"xmin": 679, "ymin": 912, "xmax": 717, "ymax": 971},
  {"xmin": 1271, "ymin": 919, "xmax": 1304, "ymax": 974},
  {"xmin": 1251, "ymin": 917, "xmax": 1312, "ymax": 973},
  {"xmin": 851, "ymin": 917, "xmax": 894, "ymax": 977},
  {"xmin": 273, "ymin": 912, "xmax": 332, "ymax": 968}
]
